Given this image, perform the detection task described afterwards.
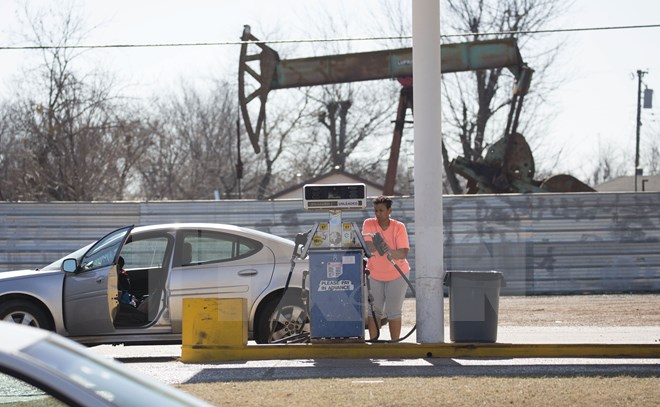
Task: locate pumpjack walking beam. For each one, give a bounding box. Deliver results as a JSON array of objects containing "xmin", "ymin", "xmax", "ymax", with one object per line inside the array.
[{"xmin": 239, "ymin": 25, "xmax": 533, "ymax": 193}]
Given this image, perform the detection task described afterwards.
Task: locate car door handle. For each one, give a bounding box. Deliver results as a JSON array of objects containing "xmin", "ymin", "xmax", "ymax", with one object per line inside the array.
[
  {"xmin": 238, "ymin": 269, "xmax": 258, "ymax": 276},
  {"xmin": 96, "ymin": 276, "xmax": 104, "ymax": 283}
]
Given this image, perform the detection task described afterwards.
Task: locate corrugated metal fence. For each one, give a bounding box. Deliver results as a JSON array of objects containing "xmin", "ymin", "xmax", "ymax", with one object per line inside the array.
[{"xmin": 1, "ymin": 192, "xmax": 659, "ymax": 295}]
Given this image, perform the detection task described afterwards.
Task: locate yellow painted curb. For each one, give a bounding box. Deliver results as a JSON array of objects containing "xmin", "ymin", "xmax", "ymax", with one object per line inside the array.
[
  {"xmin": 179, "ymin": 298, "xmax": 659, "ymax": 363},
  {"xmin": 180, "ymin": 342, "xmax": 660, "ymax": 363}
]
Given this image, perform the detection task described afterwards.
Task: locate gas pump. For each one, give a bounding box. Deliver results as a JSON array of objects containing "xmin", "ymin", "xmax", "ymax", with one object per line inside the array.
[{"xmin": 300, "ymin": 183, "xmax": 372, "ymax": 343}]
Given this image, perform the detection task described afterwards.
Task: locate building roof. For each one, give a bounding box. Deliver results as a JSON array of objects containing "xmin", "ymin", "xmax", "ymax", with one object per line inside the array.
[{"xmin": 594, "ymin": 174, "xmax": 660, "ymax": 192}]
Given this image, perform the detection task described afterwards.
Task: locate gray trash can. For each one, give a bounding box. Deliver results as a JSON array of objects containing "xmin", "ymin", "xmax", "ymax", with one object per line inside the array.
[{"xmin": 443, "ymin": 270, "xmax": 505, "ymax": 343}]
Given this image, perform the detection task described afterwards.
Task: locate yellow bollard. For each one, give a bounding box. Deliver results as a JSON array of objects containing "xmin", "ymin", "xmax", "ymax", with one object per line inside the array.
[{"xmin": 181, "ymin": 298, "xmax": 248, "ymax": 362}]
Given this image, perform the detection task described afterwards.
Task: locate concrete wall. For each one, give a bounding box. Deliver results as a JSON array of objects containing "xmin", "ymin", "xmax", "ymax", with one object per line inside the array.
[{"xmin": 1, "ymin": 192, "xmax": 659, "ymax": 295}]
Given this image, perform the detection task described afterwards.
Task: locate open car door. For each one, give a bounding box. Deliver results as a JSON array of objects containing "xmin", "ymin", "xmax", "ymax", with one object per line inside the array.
[{"xmin": 63, "ymin": 226, "xmax": 134, "ymax": 336}]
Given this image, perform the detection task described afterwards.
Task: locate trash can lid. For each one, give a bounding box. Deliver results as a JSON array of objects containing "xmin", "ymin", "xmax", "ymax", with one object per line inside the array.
[
  {"xmin": 443, "ymin": 270, "xmax": 505, "ymax": 285},
  {"xmin": 446, "ymin": 270, "xmax": 502, "ymax": 275}
]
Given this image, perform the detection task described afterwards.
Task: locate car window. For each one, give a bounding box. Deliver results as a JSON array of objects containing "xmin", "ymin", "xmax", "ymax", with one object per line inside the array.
[
  {"xmin": 0, "ymin": 371, "xmax": 67, "ymax": 406},
  {"xmin": 180, "ymin": 230, "xmax": 263, "ymax": 266},
  {"xmin": 22, "ymin": 338, "xmax": 192, "ymax": 406},
  {"xmin": 41, "ymin": 244, "xmax": 93, "ymax": 271},
  {"xmin": 120, "ymin": 236, "xmax": 170, "ymax": 269},
  {"xmin": 80, "ymin": 226, "xmax": 132, "ymax": 272}
]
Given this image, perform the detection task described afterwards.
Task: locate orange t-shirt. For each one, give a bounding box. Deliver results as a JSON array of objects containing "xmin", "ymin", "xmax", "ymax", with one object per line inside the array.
[{"xmin": 362, "ymin": 217, "xmax": 410, "ymax": 281}]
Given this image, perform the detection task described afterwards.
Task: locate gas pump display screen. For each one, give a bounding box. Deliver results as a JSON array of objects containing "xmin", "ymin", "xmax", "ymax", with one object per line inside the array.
[{"xmin": 303, "ymin": 183, "xmax": 366, "ymax": 210}]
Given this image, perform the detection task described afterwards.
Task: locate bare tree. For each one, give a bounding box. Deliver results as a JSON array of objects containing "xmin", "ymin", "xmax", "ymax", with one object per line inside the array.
[
  {"xmin": 139, "ymin": 80, "xmax": 242, "ymax": 200},
  {"xmin": 237, "ymin": 90, "xmax": 310, "ymax": 199},
  {"xmin": 0, "ymin": 103, "xmax": 24, "ymax": 201},
  {"xmin": 587, "ymin": 138, "xmax": 659, "ymax": 187},
  {"xmin": 589, "ymin": 146, "xmax": 627, "ymax": 186},
  {"xmin": 244, "ymin": 12, "xmax": 399, "ymax": 195},
  {"xmin": 645, "ymin": 143, "xmax": 660, "ymax": 176},
  {"xmin": 2, "ymin": 2, "xmax": 147, "ymax": 201},
  {"xmin": 368, "ymin": 0, "xmax": 571, "ymax": 194},
  {"xmin": 109, "ymin": 113, "xmax": 154, "ymax": 200},
  {"xmin": 308, "ymin": 83, "xmax": 397, "ymax": 174},
  {"xmin": 440, "ymin": 0, "xmax": 571, "ymax": 193}
]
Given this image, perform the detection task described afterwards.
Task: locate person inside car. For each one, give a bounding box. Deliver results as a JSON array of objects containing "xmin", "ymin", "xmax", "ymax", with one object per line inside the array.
[
  {"xmin": 114, "ymin": 256, "xmax": 147, "ymax": 327},
  {"xmin": 117, "ymin": 256, "xmax": 137, "ymax": 307}
]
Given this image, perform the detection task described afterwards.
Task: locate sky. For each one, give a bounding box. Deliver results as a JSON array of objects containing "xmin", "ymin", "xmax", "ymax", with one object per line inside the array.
[{"xmin": 0, "ymin": 0, "xmax": 659, "ymax": 184}]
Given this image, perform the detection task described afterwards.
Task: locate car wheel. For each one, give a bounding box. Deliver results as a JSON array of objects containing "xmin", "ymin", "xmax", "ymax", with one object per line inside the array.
[
  {"xmin": 256, "ymin": 295, "xmax": 309, "ymax": 344},
  {"xmin": 0, "ymin": 299, "xmax": 52, "ymax": 330}
]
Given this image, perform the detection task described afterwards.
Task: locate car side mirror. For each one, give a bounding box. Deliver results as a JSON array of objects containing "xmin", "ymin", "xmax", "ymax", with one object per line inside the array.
[{"xmin": 62, "ymin": 258, "xmax": 78, "ymax": 273}]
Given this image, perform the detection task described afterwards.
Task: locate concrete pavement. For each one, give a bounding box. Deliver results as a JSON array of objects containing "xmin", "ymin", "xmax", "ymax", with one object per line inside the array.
[{"xmin": 89, "ymin": 325, "xmax": 660, "ymax": 385}]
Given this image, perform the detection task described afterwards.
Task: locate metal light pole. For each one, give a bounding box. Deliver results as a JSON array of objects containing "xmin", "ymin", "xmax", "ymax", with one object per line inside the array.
[
  {"xmin": 635, "ymin": 70, "xmax": 645, "ymax": 191},
  {"xmin": 413, "ymin": 0, "xmax": 444, "ymax": 343},
  {"xmin": 634, "ymin": 70, "xmax": 653, "ymax": 192}
]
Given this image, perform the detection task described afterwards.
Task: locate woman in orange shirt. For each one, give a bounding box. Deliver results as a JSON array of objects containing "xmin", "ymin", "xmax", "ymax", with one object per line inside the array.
[{"xmin": 362, "ymin": 196, "xmax": 410, "ymax": 340}]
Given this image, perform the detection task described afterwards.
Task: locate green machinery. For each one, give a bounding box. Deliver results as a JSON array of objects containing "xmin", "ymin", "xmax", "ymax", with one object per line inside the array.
[{"xmin": 238, "ymin": 25, "xmax": 591, "ymax": 194}]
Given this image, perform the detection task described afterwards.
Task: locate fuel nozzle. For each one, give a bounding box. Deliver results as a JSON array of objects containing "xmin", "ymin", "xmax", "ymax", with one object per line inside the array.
[
  {"xmin": 295, "ymin": 230, "xmax": 310, "ymax": 246},
  {"xmin": 294, "ymin": 228, "xmax": 312, "ymax": 258},
  {"xmin": 371, "ymin": 232, "xmax": 390, "ymax": 256}
]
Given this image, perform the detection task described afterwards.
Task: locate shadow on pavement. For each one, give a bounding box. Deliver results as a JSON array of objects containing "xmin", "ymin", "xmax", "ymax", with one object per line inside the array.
[{"xmin": 174, "ymin": 358, "xmax": 660, "ymax": 383}]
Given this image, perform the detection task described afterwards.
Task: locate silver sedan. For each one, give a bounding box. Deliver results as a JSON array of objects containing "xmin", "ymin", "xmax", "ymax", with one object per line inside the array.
[{"xmin": 0, "ymin": 223, "xmax": 309, "ymax": 345}]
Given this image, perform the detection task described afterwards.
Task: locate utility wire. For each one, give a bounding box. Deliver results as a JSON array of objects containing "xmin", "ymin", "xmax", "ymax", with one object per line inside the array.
[{"xmin": 0, "ymin": 23, "xmax": 659, "ymax": 51}]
